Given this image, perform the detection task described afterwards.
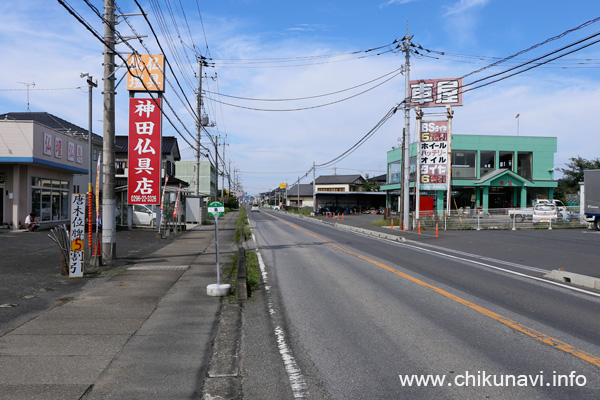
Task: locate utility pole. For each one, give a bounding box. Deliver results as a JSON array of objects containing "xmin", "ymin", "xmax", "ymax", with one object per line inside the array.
[
  {"xmin": 214, "ymin": 135, "xmax": 219, "ymax": 201},
  {"xmin": 221, "ymin": 138, "xmax": 226, "ymax": 201},
  {"xmin": 81, "ymin": 72, "xmax": 97, "ymax": 264},
  {"xmin": 402, "ymin": 32, "xmax": 413, "ymax": 230},
  {"xmin": 312, "ymin": 161, "xmax": 316, "ymax": 212},
  {"xmin": 195, "ymin": 57, "xmax": 207, "ymax": 197},
  {"xmin": 102, "ymin": 0, "xmax": 117, "ymax": 260},
  {"xmin": 228, "ymin": 159, "xmax": 231, "ymax": 196}
]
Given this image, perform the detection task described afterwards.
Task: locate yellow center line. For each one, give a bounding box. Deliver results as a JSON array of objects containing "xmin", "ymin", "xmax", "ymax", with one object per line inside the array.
[{"xmin": 263, "ymin": 212, "xmax": 600, "ymax": 368}]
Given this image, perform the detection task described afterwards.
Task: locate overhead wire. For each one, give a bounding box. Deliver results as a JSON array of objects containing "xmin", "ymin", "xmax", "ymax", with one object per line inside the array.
[
  {"xmin": 203, "ymin": 69, "xmax": 403, "ymax": 112},
  {"xmin": 204, "ymin": 67, "xmax": 404, "ymax": 102}
]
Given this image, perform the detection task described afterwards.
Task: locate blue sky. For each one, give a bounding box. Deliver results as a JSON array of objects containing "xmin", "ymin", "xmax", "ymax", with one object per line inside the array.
[{"xmin": 1, "ymin": 1, "xmax": 599, "ymax": 194}]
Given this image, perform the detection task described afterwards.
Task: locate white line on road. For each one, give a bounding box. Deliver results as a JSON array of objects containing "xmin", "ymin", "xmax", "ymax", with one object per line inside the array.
[
  {"xmin": 256, "ymin": 249, "xmax": 309, "ymax": 398},
  {"xmin": 386, "ymin": 239, "xmax": 600, "ymax": 299}
]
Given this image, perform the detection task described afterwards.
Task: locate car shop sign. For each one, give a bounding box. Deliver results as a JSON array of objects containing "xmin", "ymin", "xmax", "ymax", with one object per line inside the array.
[{"xmin": 410, "ymin": 78, "xmax": 462, "ymax": 108}]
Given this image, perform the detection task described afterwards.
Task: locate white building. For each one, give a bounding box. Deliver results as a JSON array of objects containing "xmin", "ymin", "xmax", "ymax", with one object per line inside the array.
[{"xmin": 0, "ymin": 112, "xmax": 101, "ymax": 229}]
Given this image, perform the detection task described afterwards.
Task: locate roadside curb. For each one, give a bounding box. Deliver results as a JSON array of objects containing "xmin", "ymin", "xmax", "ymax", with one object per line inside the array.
[
  {"xmin": 283, "ymin": 212, "xmax": 409, "ymax": 243},
  {"xmin": 333, "ymin": 222, "xmax": 408, "ymax": 242},
  {"xmin": 544, "ymin": 269, "xmax": 600, "ymax": 291},
  {"xmin": 202, "ymin": 302, "xmax": 243, "ymax": 399}
]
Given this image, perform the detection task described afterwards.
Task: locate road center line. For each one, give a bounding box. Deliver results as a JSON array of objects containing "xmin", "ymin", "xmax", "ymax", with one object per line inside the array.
[{"xmin": 263, "ymin": 212, "xmax": 600, "ymax": 368}]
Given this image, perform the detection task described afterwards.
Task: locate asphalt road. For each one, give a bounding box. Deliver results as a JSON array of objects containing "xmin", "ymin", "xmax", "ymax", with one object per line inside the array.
[{"xmin": 246, "ymin": 210, "xmax": 600, "ymax": 399}]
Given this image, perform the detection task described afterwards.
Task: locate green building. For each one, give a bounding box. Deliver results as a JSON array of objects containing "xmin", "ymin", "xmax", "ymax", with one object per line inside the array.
[
  {"xmin": 381, "ymin": 134, "xmax": 558, "ymax": 213},
  {"xmin": 175, "ymin": 160, "xmax": 216, "ymax": 198}
]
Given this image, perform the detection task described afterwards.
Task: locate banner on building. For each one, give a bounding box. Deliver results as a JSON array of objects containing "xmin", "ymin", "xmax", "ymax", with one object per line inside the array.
[
  {"xmin": 410, "ymin": 78, "xmax": 462, "ymax": 108},
  {"xmin": 419, "ymin": 120, "xmax": 449, "ymax": 191},
  {"xmin": 128, "ymin": 97, "xmax": 162, "ymax": 205},
  {"xmin": 127, "ymin": 54, "xmax": 165, "ymax": 92}
]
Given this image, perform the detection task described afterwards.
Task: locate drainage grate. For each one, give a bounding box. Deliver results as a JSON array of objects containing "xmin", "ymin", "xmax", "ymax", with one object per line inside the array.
[{"xmin": 128, "ymin": 265, "xmax": 189, "ymax": 271}]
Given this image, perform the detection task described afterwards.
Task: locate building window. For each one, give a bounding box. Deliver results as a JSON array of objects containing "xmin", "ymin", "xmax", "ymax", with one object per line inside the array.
[
  {"xmin": 499, "ymin": 151, "xmax": 513, "ymax": 170},
  {"xmin": 388, "ymin": 161, "xmax": 402, "ymax": 184},
  {"xmin": 409, "ymin": 156, "xmax": 417, "ymax": 182},
  {"xmin": 452, "ymin": 150, "xmax": 476, "ymax": 179},
  {"xmin": 518, "ymin": 152, "xmax": 532, "ymax": 179},
  {"xmin": 116, "ymin": 161, "xmax": 126, "ymax": 175},
  {"xmin": 31, "ymin": 177, "xmax": 70, "ymax": 222},
  {"xmin": 480, "ymin": 151, "xmax": 495, "ymax": 177}
]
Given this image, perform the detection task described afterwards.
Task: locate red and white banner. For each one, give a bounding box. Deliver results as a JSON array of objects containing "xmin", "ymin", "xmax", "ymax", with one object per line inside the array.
[
  {"xmin": 173, "ymin": 184, "xmax": 182, "ymax": 218},
  {"xmin": 128, "ymin": 97, "xmax": 162, "ymax": 205}
]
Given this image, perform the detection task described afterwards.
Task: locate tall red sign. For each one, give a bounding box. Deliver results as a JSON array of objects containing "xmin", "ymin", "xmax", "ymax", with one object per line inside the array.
[{"xmin": 128, "ymin": 98, "xmax": 162, "ymax": 205}]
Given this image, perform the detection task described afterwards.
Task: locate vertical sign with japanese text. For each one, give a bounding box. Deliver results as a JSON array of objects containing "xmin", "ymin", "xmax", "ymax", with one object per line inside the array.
[
  {"xmin": 128, "ymin": 97, "xmax": 162, "ymax": 205},
  {"xmin": 54, "ymin": 137, "xmax": 63, "ymax": 159},
  {"xmin": 69, "ymin": 194, "xmax": 86, "ymax": 278},
  {"xmin": 68, "ymin": 142, "xmax": 75, "ymax": 161},
  {"xmin": 76, "ymin": 144, "xmax": 83, "ymax": 164},
  {"xmin": 43, "ymin": 132, "xmax": 52, "ymax": 155},
  {"xmin": 419, "ymin": 120, "xmax": 449, "ymax": 191}
]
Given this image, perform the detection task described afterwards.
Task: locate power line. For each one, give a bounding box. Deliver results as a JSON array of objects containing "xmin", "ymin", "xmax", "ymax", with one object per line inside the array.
[
  {"xmin": 316, "ymin": 104, "xmax": 400, "ymax": 168},
  {"xmin": 204, "ymin": 67, "xmax": 403, "ymax": 102},
  {"xmin": 207, "ymin": 40, "xmax": 399, "ymax": 64},
  {"xmin": 204, "ymin": 70, "xmax": 403, "ymax": 112}
]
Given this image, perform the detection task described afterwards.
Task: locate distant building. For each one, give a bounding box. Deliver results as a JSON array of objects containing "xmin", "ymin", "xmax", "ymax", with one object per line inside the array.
[
  {"xmin": 175, "ymin": 160, "xmax": 216, "ymax": 198},
  {"xmin": 280, "ymin": 174, "xmax": 385, "ymax": 211},
  {"xmin": 381, "ymin": 134, "xmax": 559, "ymax": 213}
]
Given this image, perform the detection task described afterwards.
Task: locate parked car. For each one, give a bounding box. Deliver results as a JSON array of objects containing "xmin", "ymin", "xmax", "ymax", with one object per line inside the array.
[
  {"xmin": 132, "ymin": 204, "xmax": 156, "ymax": 227},
  {"xmin": 532, "ymin": 203, "xmax": 557, "ymax": 225}
]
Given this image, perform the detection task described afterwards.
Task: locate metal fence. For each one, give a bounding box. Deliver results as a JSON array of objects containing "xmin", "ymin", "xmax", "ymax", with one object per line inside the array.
[{"xmin": 406, "ymin": 207, "xmax": 588, "ymax": 231}]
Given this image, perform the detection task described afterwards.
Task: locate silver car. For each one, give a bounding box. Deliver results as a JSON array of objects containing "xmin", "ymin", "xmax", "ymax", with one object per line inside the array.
[{"xmin": 532, "ymin": 203, "xmax": 557, "ymax": 225}]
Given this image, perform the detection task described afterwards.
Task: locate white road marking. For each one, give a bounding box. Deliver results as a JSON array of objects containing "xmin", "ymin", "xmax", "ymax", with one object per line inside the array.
[{"xmin": 256, "ymin": 249, "xmax": 309, "ymax": 398}]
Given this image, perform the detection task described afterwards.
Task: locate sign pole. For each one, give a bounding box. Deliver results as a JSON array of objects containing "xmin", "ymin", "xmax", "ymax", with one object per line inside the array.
[
  {"xmin": 207, "ymin": 201, "xmax": 230, "ymax": 296},
  {"xmin": 215, "ymin": 215, "xmax": 220, "ymax": 285}
]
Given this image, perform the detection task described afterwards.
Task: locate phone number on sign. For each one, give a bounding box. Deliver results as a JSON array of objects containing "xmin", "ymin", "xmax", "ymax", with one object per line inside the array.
[{"xmin": 130, "ymin": 195, "xmax": 158, "ymax": 204}]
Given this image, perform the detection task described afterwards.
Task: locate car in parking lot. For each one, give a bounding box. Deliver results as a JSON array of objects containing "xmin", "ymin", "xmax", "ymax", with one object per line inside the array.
[
  {"xmin": 132, "ymin": 204, "xmax": 156, "ymax": 227},
  {"xmin": 532, "ymin": 203, "xmax": 557, "ymax": 225}
]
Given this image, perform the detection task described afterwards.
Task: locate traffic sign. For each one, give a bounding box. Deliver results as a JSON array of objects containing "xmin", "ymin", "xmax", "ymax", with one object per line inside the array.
[{"xmin": 208, "ymin": 201, "xmax": 225, "ymax": 218}]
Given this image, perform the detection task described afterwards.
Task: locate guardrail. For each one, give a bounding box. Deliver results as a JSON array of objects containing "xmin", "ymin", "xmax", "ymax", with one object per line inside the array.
[{"xmin": 409, "ymin": 207, "xmax": 587, "ymax": 231}]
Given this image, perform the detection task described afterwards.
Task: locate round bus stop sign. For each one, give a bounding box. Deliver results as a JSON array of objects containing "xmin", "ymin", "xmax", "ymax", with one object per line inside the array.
[{"xmin": 208, "ymin": 201, "xmax": 225, "ymax": 218}]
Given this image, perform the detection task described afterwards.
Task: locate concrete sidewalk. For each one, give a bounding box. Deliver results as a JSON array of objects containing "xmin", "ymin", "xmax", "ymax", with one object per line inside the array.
[{"xmin": 0, "ymin": 213, "xmax": 237, "ymax": 400}]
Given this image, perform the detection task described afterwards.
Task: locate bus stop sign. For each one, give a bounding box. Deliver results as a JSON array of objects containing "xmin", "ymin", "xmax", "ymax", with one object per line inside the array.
[{"xmin": 208, "ymin": 201, "xmax": 224, "ymax": 218}]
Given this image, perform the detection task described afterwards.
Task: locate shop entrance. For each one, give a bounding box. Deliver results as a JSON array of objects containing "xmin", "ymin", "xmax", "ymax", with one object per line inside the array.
[{"xmin": 489, "ymin": 187, "xmax": 514, "ymax": 208}]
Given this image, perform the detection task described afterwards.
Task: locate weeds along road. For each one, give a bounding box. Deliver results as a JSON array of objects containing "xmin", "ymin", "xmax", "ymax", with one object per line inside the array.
[{"xmin": 245, "ymin": 210, "xmax": 600, "ymax": 400}]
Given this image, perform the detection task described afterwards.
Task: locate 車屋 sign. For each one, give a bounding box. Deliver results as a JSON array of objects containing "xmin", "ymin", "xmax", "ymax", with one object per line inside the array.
[
  {"xmin": 419, "ymin": 120, "xmax": 449, "ymax": 191},
  {"xmin": 128, "ymin": 98, "xmax": 162, "ymax": 205},
  {"xmin": 127, "ymin": 54, "xmax": 165, "ymax": 92},
  {"xmin": 208, "ymin": 201, "xmax": 225, "ymax": 218},
  {"xmin": 69, "ymin": 193, "xmax": 86, "ymax": 278},
  {"xmin": 410, "ymin": 78, "xmax": 462, "ymax": 108}
]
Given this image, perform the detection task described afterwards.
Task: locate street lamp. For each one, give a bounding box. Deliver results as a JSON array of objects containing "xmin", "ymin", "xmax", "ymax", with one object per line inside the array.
[{"xmin": 515, "ymin": 113, "xmax": 520, "ymax": 136}]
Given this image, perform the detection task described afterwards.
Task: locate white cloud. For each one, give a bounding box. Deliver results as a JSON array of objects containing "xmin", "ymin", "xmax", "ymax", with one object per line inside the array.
[
  {"xmin": 444, "ymin": 0, "xmax": 491, "ymax": 16},
  {"xmin": 379, "ymin": 0, "xmax": 419, "ymax": 8}
]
